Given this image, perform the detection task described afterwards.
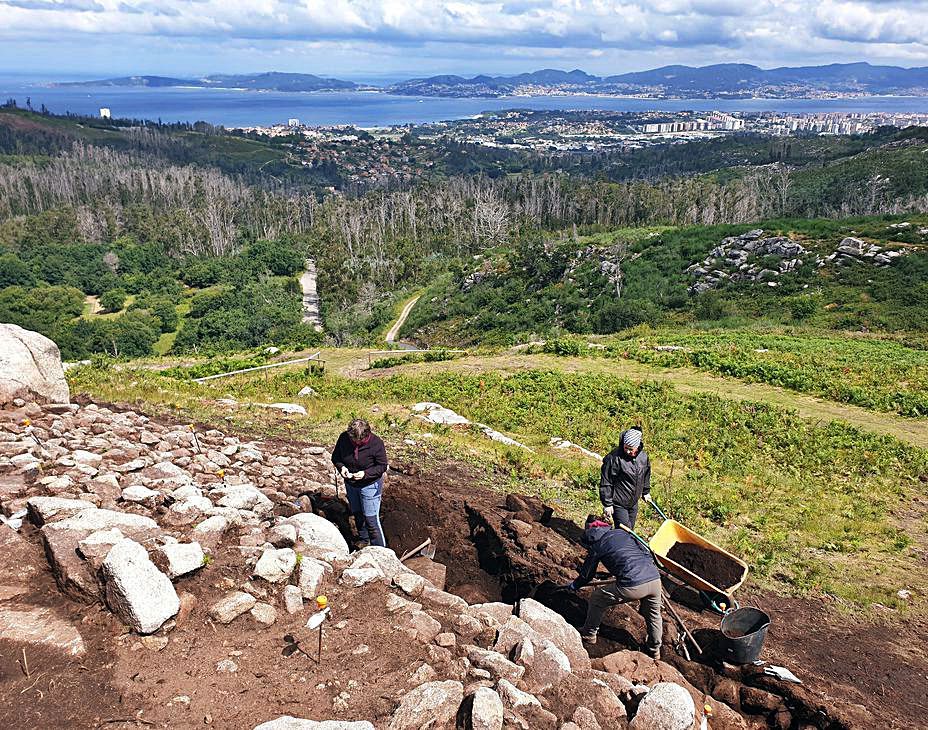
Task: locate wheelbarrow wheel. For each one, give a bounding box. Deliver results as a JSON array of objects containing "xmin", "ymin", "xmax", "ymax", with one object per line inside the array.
[{"xmin": 700, "ymin": 590, "xmax": 738, "ymax": 615}]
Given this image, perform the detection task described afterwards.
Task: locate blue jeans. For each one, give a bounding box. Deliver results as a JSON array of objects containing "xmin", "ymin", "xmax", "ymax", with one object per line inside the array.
[{"xmin": 346, "ymin": 479, "xmax": 386, "ymax": 547}]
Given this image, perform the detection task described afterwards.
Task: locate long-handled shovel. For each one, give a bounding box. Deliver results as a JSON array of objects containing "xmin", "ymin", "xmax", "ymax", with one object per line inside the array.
[{"xmin": 645, "ymin": 495, "xmax": 670, "ymax": 522}]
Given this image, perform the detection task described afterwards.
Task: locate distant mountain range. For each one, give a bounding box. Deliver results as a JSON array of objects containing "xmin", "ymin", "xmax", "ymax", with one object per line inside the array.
[
  {"xmin": 388, "ymin": 63, "xmax": 928, "ymax": 98},
  {"xmin": 57, "ymin": 63, "xmax": 928, "ymax": 99},
  {"xmin": 55, "ymin": 72, "xmax": 361, "ymax": 93}
]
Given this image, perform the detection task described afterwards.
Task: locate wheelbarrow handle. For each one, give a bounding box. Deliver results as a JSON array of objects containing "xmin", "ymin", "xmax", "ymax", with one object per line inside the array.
[
  {"xmin": 645, "ymin": 496, "xmax": 669, "ymax": 522},
  {"xmin": 616, "ymin": 522, "xmax": 650, "ymax": 548}
]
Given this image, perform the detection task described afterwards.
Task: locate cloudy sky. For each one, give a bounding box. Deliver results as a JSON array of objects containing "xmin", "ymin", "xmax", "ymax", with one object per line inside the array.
[{"xmin": 1, "ymin": 0, "xmax": 927, "ymax": 80}]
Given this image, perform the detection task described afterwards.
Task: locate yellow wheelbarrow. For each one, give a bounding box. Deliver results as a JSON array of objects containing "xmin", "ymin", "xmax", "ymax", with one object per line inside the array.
[{"xmin": 640, "ymin": 499, "xmax": 748, "ymax": 613}]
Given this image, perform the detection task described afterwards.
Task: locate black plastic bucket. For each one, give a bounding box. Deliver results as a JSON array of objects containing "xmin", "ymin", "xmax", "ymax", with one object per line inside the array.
[{"xmin": 719, "ymin": 607, "xmax": 770, "ymax": 664}]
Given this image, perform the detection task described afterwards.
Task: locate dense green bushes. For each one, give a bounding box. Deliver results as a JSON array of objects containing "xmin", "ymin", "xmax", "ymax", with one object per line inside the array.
[
  {"xmin": 99, "ymin": 288, "xmax": 127, "ymax": 313},
  {"xmin": 59, "ymin": 310, "xmax": 162, "ymax": 359},
  {"xmin": 0, "ymin": 206, "xmax": 317, "ymax": 357},
  {"xmin": 160, "ymin": 353, "xmax": 270, "ymax": 380},
  {"xmin": 0, "ymin": 284, "xmax": 84, "ymax": 336},
  {"xmin": 173, "ymin": 279, "xmax": 321, "ymax": 354},
  {"xmin": 369, "ymin": 349, "xmax": 458, "ymax": 369}
]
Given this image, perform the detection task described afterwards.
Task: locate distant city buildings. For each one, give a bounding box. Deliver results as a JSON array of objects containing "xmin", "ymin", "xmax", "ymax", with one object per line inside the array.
[
  {"xmin": 759, "ymin": 112, "xmax": 928, "ymax": 136},
  {"xmin": 638, "ymin": 114, "xmax": 744, "ymax": 134},
  {"xmin": 229, "ymin": 108, "xmax": 927, "ymax": 187}
]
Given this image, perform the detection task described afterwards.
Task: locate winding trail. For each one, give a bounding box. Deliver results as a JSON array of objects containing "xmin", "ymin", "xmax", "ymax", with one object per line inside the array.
[
  {"xmin": 300, "ymin": 259, "xmax": 322, "ymax": 331},
  {"xmin": 385, "ymin": 294, "xmax": 421, "ymax": 349}
]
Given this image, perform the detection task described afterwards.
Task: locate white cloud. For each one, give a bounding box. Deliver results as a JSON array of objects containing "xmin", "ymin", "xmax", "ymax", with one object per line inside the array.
[
  {"xmin": 0, "ymin": 0, "xmax": 925, "ymax": 74},
  {"xmin": 814, "ymin": 1, "xmax": 928, "ymax": 44}
]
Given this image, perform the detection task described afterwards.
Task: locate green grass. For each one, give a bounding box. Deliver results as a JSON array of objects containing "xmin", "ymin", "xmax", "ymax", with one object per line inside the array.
[
  {"xmin": 153, "ymin": 330, "xmax": 178, "ymax": 356},
  {"xmin": 68, "ymin": 360, "xmax": 928, "ymax": 613},
  {"xmin": 536, "ymin": 331, "xmax": 928, "ymax": 418}
]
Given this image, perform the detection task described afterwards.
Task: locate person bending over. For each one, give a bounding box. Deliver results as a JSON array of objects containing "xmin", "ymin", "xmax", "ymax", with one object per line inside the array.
[
  {"xmin": 567, "ymin": 515, "xmax": 663, "ymax": 658},
  {"xmin": 331, "ymin": 418, "xmax": 388, "ymax": 548},
  {"xmin": 599, "ymin": 426, "xmax": 652, "ymax": 528}
]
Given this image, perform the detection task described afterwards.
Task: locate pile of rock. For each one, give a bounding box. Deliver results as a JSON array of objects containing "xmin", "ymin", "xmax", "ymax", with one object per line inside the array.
[
  {"xmin": 821, "ymin": 236, "xmax": 907, "ymax": 267},
  {"xmin": 0, "ymin": 398, "xmax": 339, "ymax": 636},
  {"xmin": 0, "ymin": 398, "xmax": 780, "ymax": 729},
  {"xmin": 686, "ymin": 229, "xmax": 814, "ymax": 294},
  {"xmin": 686, "ymin": 230, "xmax": 910, "ymax": 295},
  {"xmin": 253, "ymin": 590, "xmax": 731, "ymax": 730}
]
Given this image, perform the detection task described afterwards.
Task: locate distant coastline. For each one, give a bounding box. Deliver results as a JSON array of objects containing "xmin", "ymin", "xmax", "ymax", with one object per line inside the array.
[
  {"xmin": 44, "ymin": 81, "xmax": 928, "ymax": 102},
  {"xmin": 5, "ymin": 78, "xmax": 928, "ymax": 129},
  {"xmin": 49, "ymin": 62, "xmax": 928, "ymax": 101}
]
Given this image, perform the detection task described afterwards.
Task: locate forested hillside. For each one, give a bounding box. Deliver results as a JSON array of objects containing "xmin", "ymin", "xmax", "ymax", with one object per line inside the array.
[
  {"xmin": 2, "ymin": 105, "xmax": 927, "ymax": 360},
  {"xmin": 402, "ymin": 216, "xmax": 928, "ymax": 345}
]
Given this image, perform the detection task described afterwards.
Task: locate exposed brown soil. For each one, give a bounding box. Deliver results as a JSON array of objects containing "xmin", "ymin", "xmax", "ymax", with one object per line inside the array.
[
  {"xmin": 0, "ymin": 524, "xmax": 126, "ymax": 729},
  {"xmin": 374, "ymin": 463, "xmax": 928, "ymax": 729},
  {"xmin": 667, "ymin": 542, "xmax": 745, "ymax": 591}
]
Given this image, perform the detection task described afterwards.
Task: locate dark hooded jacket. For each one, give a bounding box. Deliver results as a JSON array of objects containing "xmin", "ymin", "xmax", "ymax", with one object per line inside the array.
[
  {"xmin": 331, "ymin": 432, "xmax": 388, "ymax": 488},
  {"xmin": 574, "ymin": 524, "xmax": 660, "ymax": 589},
  {"xmin": 599, "ymin": 429, "xmax": 650, "ymax": 509}
]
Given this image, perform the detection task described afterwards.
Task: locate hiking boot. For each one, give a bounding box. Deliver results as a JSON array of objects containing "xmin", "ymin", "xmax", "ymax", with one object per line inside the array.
[
  {"xmin": 645, "ymin": 647, "xmax": 661, "ymax": 660},
  {"xmin": 354, "ymin": 540, "xmax": 370, "ymax": 550},
  {"xmin": 580, "ymin": 629, "xmax": 598, "ymax": 645}
]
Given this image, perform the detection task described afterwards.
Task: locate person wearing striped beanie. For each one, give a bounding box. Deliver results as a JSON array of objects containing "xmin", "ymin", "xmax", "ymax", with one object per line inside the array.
[{"xmin": 599, "ymin": 426, "xmax": 652, "ymax": 528}]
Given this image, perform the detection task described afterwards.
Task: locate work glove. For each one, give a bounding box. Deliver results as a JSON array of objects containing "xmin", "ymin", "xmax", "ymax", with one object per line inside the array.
[
  {"xmin": 643, "ymin": 494, "xmax": 654, "ymax": 504},
  {"xmin": 603, "ymin": 505, "xmax": 614, "ymax": 521},
  {"xmin": 339, "ymin": 465, "xmax": 351, "ymax": 479},
  {"xmin": 563, "ymin": 580, "xmax": 578, "ymax": 592},
  {"xmin": 351, "ymin": 470, "xmax": 365, "ymax": 480}
]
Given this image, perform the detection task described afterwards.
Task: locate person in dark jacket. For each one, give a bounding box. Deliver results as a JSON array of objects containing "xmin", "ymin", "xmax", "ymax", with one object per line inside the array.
[
  {"xmin": 566, "ymin": 515, "xmax": 663, "ymax": 658},
  {"xmin": 600, "ymin": 426, "xmax": 652, "ymax": 528},
  {"xmin": 331, "ymin": 419, "xmax": 389, "ymax": 548}
]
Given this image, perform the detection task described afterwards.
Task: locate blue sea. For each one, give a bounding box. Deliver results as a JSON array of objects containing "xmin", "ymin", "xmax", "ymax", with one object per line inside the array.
[{"xmin": 2, "ymin": 75, "xmax": 928, "ymax": 128}]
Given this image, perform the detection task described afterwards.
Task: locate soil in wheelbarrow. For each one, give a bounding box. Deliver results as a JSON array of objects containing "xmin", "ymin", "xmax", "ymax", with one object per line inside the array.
[{"xmin": 667, "ymin": 541, "xmax": 743, "ymax": 591}]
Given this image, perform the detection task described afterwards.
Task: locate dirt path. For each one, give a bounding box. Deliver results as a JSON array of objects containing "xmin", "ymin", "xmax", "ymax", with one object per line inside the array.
[
  {"xmin": 83, "ymin": 295, "xmax": 101, "ymax": 316},
  {"xmin": 385, "ymin": 293, "xmax": 421, "ymax": 347},
  {"xmin": 363, "ymin": 353, "xmax": 928, "ymax": 450},
  {"xmin": 299, "ymin": 259, "xmax": 322, "ymax": 331}
]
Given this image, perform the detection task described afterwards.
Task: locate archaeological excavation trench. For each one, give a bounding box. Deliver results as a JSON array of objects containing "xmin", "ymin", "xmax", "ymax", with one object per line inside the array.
[
  {"xmin": 0, "ymin": 398, "xmax": 905, "ymax": 729},
  {"xmin": 340, "ymin": 471, "xmax": 874, "ymax": 730}
]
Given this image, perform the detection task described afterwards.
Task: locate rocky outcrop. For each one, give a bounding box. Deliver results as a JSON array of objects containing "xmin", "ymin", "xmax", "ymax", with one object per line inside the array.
[
  {"xmin": 0, "ymin": 323, "xmax": 69, "ymax": 406},
  {"xmin": 687, "ymin": 230, "xmax": 813, "ymax": 294},
  {"xmin": 687, "ymin": 230, "xmax": 910, "ymax": 294},
  {"xmin": 823, "ymin": 236, "xmax": 907, "ymax": 267}
]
